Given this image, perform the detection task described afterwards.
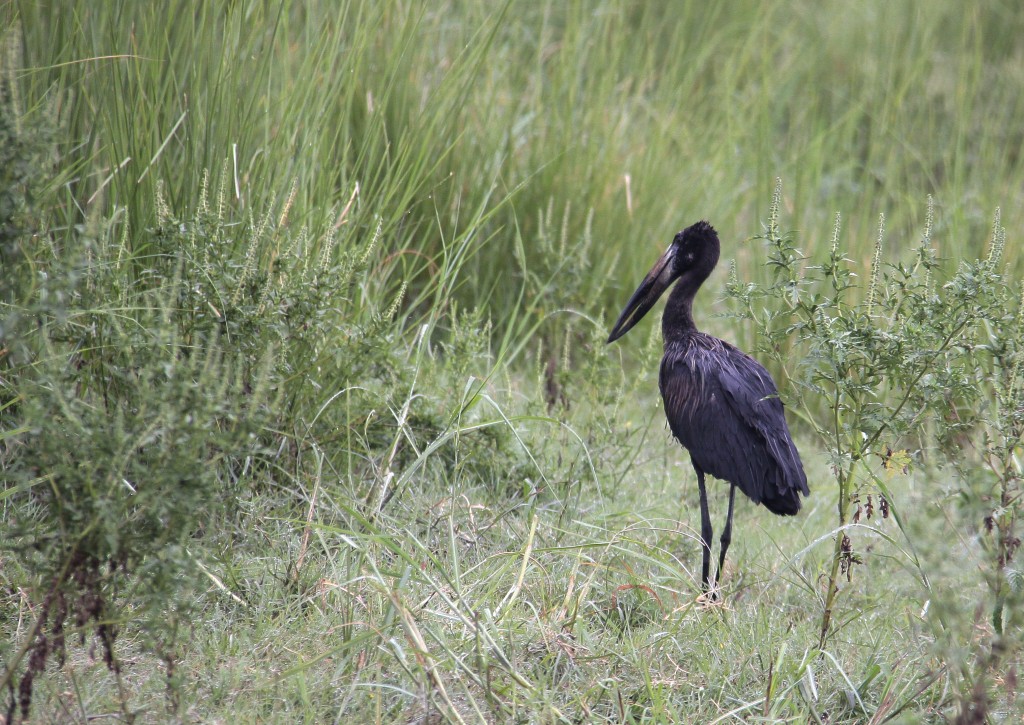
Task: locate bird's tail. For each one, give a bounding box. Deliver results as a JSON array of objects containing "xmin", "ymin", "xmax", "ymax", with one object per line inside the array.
[
  {"xmin": 761, "ymin": 486, "xmax": 803, "ymax": 516},
  {"xmin": 761, "ymin": 449, "xmax": 809, "ymax": 516}
]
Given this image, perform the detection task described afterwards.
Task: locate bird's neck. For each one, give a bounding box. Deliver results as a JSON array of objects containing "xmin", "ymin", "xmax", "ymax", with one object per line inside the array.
[{"xmin": 662, "ymin": 271, "xmax": 705, "ymax": 343}]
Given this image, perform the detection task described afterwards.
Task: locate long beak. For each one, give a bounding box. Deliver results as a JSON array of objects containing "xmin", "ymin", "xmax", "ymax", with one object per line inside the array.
[{"xmin": 607, "ymin": 246, "xmax": 677, "ymax": 343}]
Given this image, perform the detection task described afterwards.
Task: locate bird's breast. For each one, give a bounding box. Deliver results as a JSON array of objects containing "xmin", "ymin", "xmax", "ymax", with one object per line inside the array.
[{"xmin": 658, "ymin": 349, "xmax": 710, "ymax": 423}]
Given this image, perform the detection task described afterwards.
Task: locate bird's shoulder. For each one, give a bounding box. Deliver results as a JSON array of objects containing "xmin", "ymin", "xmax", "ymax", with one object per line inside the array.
[{"xmin": 661, "ymin": 333, "xmax": 779, "ymax": 396}]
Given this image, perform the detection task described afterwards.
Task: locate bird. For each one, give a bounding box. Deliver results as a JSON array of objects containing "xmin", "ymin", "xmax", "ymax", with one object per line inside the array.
[{"xmin": 607, "ymin": 220, "xmax": 808, "ymax": 593}]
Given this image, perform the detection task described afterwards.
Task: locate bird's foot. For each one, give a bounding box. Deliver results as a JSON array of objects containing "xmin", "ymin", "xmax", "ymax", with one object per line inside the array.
[{"xmin": 698, "ymin": 581, "xmax": 725, "ymax": 606}]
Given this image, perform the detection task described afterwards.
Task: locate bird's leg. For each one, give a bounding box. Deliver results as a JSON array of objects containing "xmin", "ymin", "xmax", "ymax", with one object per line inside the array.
[
  {"xmin": 694, "ymin": 465, "xmax": 713, "ymax": 591},
  {"xmin": 717, "ymin": 482, "xmax": 738, "ymax": 587}
]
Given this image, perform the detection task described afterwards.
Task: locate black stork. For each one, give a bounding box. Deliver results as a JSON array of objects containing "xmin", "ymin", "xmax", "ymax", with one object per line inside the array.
[{"xmin": 607, "ymin": 221, "xmax": 808, "ymax": 593}]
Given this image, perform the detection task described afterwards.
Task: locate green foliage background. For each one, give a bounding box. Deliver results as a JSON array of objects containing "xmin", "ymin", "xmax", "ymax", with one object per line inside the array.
[{"xmin": 2, "ymin": 1, "xmax": 1023, "ymax": 722}]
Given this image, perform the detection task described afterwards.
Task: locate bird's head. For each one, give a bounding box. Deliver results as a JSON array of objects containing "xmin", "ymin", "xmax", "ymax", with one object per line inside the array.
[{"xmin": 606, "ymin": 220, "xmax": 720, "ymax": 343}]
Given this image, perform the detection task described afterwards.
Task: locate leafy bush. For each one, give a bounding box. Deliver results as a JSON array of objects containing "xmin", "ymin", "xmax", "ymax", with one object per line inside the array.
[
  {"xmin": 0, "ymin": 89, "xmax": 275, "ymax": 715},
  {"xmin": 728, "ymin": 180, "xmax": 1023, "ymax": 717},
  {"xmin": 0, "ymin": 79, "xmax": 550, "ymax": 718}
]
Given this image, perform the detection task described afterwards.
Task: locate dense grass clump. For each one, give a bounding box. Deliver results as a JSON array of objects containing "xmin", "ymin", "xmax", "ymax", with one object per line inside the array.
[{"xmin": 3, "ymin": 1, "xmax": 1024, "ymax": 721}]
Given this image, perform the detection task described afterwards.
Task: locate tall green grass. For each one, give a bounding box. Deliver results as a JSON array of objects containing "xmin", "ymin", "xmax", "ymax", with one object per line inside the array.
[
  {"xmin": 3, "ymin": 0, "xmax": 1024, "ymax": 721},
  {"xmin": 10, "ymin": 1, "xmax": 1024, "ymax": 328}
]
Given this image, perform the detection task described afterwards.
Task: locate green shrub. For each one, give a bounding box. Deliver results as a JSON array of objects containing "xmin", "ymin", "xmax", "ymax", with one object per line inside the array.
[{"xmin": 728, "ymin": 180, "xmax": 1023, "ymax": 717}]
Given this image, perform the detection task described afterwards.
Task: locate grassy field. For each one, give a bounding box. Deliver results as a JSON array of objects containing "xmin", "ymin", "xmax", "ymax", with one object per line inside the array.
[{"xmin": 2, "ymin": 1, "xmax": 1024, "ymax": 722}]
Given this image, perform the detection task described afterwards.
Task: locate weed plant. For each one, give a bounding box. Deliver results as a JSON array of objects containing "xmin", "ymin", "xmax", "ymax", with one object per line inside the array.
[{"xmin": 728, "ymin": 180, "xmax": 1024, "ymax": 720}]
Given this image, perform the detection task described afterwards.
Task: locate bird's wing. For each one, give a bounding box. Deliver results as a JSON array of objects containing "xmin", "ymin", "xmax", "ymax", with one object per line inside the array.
[
  {"xmin": 714, "ymin": 350, "xmax": 808, "ymax": 496},
  {"xmin": 660, "ymin": 341, "xmax": 808, "ymax": 508}
]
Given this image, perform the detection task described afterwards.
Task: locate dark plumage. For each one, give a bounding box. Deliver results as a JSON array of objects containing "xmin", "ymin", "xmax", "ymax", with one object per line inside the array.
[{"xmin": 608, "ymin": 221, "xmax": 808, "ymax": 592}]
